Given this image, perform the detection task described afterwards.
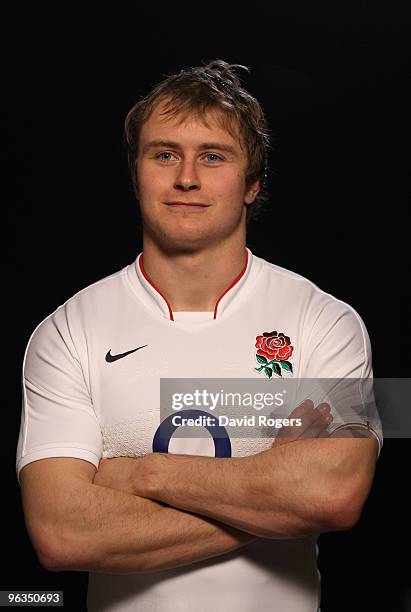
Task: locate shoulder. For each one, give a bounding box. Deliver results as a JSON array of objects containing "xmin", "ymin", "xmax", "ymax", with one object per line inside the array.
[
  {"xmin": 254, "ymin": 252, "xmax": 371, "ymax": 363},
  {"xmin": 256, "ymin": 252, "xmax": 362, "ymax": 320},
  {"xmin": 25, "ymin": 263, "xmax": 130, "ymax": 352},
  {"xmin": 62, "ymin": 264, "xmax": 130, "ymax": 313}
]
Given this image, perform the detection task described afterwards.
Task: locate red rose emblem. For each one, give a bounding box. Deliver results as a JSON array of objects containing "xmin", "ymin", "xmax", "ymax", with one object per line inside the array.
[{"xmin": 255, "ymin": 330, "xmax": 293, "ymax": 362}]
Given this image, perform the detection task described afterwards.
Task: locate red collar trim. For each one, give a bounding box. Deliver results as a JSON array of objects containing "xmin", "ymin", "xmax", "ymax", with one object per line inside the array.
[
  {"xmin": 213, "ymin": 249, "xmax": 249, "ymax": 319},
  {"xmin": 138, "ymin": 256, "xmax": 174, "ymax": 321},
  {"xmin": 138, "ymin": 248, "xmax": 248, "ymax": 322}
]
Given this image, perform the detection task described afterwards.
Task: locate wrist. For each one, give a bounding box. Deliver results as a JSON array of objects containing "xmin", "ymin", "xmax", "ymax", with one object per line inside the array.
[{"xmin": 133, "ymin": 453, "xmax": 171, "ymax": 499}]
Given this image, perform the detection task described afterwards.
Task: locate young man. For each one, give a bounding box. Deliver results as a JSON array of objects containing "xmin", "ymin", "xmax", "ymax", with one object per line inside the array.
[{"xmin": 17, "ymin": 60, "xmax": 382, "ymax": 611}]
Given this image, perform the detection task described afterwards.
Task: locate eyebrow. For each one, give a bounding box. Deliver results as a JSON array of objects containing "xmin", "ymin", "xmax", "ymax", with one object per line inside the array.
[{"xmin": 142, "ymin": 140, "xmax": 238, "ymax": 155}]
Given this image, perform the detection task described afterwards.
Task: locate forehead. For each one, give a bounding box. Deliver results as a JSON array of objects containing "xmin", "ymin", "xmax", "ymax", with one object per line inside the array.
[{"xmin": 140, "ymin": 101, "xmax": 244, "ymax": 150}]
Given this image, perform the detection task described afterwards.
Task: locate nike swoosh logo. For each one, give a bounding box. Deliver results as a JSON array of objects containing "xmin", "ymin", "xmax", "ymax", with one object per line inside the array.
[{"xmin": 105, "ymin": 345, "xmax": 148, "ymax": 363}]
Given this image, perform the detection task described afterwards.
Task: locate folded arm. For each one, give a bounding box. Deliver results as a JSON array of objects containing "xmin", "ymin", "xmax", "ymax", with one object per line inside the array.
[
  {"xmin": 19, "ymin": 401, "xmax": 358, "ymax": 576},
  {"xmin": 20, "ymin": 457, "xmax": 256, "ymax": 575},
  {"xmin": 121, "ymin": 430, "xmax": 378, "ymax": 539}
]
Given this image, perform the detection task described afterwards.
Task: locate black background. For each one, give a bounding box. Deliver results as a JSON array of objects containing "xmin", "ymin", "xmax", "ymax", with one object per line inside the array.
[{"xmin": 4, "ymin": 3, "xmax": 411, "ymax": 611}]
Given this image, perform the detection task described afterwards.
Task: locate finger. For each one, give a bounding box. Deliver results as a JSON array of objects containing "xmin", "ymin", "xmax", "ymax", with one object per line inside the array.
[
  {"xmin": 279, "ymin": 408, "xmax": 332, "ymax": 441},
  {"xmin": 274, "ymin": 401, "xmax": 332, "ymax": 444},
  {"xmin": 297, "ymin": 406, "xmax": 329, "ymax": 434},
  {"xmin": 275, "ymin": 412, "xmax": 318, "ymax": 441},
  {"xmin": 296, "ymin": 402, "xmax": 331, "ymax": 433},
  {"xmin": 289, "ymin": 400, "xmax": 325, "ymax": 433},
  {"xmin": 273, "ymin": 412, "xmax": 333, "ymax": 445},
  {"xmin": 289, "ymin": 400, "xmax": 331, "ymax": 417},
  {"xmin": 288, "ymin": 399, "xmax": 315, "ymax": 418},
  {"xmin": 300, "ymin": 412, "xmax": 333, "ymax": 439},
  {"xmin": 316, "ymin": 403, "xmax": 331, "ymax": 415}
]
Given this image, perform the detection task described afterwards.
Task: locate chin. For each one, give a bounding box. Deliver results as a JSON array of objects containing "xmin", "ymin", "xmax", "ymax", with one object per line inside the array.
[
  {"xmin": 158, "ymin": 217, "xmax": 211, "ymax": 240},
  {"xmin": 144, "ymin": 216, "xmax": 241, "ymax": 251},
  {"xmin": 163, "ymin": 233, "xmax": 211, "ymax": 252}
]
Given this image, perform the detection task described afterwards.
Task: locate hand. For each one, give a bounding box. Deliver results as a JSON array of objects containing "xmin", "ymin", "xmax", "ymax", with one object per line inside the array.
[
  {"xmin": 93, "ymin": 454, "xmax": 169, "ymax": 499},
  {"xmin": 272, "ymin": 399, "xmax": 332, "ymax": 447},
  {"xmin": 93, "ymin": 456, "xmax": 144, "ymax": 495}
]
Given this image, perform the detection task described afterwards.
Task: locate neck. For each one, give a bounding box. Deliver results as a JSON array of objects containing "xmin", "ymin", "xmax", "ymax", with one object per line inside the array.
[{"xmin": 140, "ymin": 234, "xmax": 247, "ymax": 313}]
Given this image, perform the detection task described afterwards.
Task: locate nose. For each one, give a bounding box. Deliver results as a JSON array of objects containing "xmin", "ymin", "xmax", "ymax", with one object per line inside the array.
[{"xmin": 174, "ymin": 159, "xmax": 200, "ymax": 191}]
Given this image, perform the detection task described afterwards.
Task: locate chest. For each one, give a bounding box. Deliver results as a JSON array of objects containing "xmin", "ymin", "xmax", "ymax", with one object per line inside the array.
[{"xmin": 88, "ymin": 311, "xmax": 304, "ymax": 459}]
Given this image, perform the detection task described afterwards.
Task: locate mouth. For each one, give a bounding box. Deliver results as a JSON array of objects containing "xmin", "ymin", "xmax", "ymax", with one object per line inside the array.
[{"xmin": 164, "ymin": 202, "xmax": 210, "ymax": 208}]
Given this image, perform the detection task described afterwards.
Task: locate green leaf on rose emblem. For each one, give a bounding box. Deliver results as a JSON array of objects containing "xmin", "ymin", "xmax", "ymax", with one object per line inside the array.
[
  {"xmin": 264, "ymin": 366, "xmax": 272, "ymax": 378},
  {"xmin": 272, "ymin": 363, "xmax": 282, "ymax": 377},
  {"xmin": 280, "ymin": 360, "xmax": 293, "ymax": 372}
]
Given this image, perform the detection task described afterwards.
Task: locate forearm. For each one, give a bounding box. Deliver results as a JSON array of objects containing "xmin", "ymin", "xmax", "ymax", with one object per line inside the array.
[
  {"xmin": 137, "ymin": 439, "xmax": 363, "ymax": 539},
  {"xmin": 39, "ymin": 479, "xmax": 255, "ymax": 574}
]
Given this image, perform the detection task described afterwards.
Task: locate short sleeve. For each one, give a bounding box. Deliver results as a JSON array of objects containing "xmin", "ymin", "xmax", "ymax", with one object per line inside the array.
[
  {"xmin": 16, "ymin": 303, "xmax": 103, "ymax": 484},
  {"xmin": 300, "ymin": 298, "xmax": 383, "ymax": 458}
]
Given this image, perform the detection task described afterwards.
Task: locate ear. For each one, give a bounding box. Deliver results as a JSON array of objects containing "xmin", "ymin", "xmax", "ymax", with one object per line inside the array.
[{"xmin": 244, "ymin": 178, "xmax": 261, "ymax": 205}]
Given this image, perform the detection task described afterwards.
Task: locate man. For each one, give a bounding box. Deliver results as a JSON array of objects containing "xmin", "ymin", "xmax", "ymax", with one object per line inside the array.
[{"xmin": 17, "ymin": 60, "xmax": 382, "ymax": 611}]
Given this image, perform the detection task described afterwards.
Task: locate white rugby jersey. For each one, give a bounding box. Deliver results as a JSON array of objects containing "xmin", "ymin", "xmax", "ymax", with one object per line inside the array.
[{"xmin": 16, "ymin": 247, "xmax": 382, "ymax": 612}]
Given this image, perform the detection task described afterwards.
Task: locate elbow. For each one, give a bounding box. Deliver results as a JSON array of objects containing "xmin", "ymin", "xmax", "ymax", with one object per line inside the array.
[
  {"xmin": 323, "ymin": 491, "xmax": 364, "ymax": 532},
  {"xmin": 38, "ymin": 545, "xmax": 94, "ymax": 573},
  {"xmin": 33, "ymin": 528, "xmax": 88, "ymax": 572},
  {"xmin": 38, "ymin": 550, "xmax": 65, "ymax": 573},
  {"xmin": 325, "ymin": 507, "xmax": 360, "ymax": 532},
  {"xmin": 37, "ymin": 536, "xmax": 148, "ymax": 576},
  {"xmin": 36, "ymin": 542, "xmax": 70, "ymax": 573}
]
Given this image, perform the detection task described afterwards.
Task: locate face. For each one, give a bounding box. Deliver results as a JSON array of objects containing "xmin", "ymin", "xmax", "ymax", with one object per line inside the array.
[{"xmin": 135, "ymin": 101, "xmax": 260, "ymax": 251}]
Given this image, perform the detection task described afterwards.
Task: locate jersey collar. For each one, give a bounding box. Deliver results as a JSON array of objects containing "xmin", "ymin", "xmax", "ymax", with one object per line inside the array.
[{"xmin": 133, "ymin": 247, "xmax": 254, "ymax": 321}]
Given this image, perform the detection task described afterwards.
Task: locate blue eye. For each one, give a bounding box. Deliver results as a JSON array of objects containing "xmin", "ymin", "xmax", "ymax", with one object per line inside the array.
[
  {"xmin": 155, "ymin": 152, "xmax": 223, "ymax": 163},
  {"xmin": 205, "ymin": 153, "xmax": 222, "ymax": 162},
  {"xmin": 156, "ymin": 152, "xmax": 176, "ymax": 161}
]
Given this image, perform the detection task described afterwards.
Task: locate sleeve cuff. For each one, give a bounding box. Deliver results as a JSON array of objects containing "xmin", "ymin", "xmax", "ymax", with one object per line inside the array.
[
  {"xmin": 16, "ymin": 447, "xmax": 101, "ymax": 484},
  {"xmin": 329, "ymin": 421, "xmax": 383, "ymax": 459}
]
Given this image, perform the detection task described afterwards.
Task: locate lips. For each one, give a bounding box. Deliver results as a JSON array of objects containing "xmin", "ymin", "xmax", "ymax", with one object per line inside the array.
[{"xmin": 165, "ymin": 202, "xmax": 209, "ymax": 207}]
